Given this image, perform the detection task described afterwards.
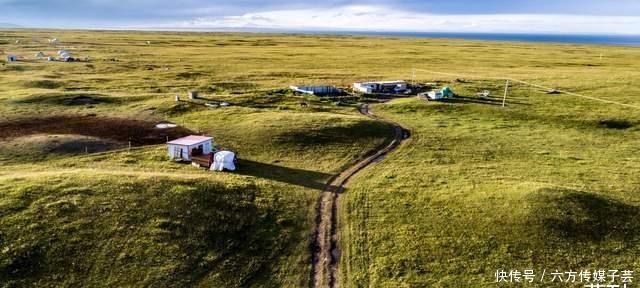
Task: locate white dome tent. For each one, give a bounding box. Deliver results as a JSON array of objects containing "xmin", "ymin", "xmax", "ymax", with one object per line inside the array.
[{"xmin": 210, "ymin": 151, "xmax": 237, "ymax": 172}]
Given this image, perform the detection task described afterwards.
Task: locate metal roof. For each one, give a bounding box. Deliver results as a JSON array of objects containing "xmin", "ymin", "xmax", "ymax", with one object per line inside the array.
[
  {"xmin": 167, "ymin": 135, "xmax": 213, "ymax": 146},
  {"xmin": 354, "ymin": 80, "xmax": 406, "ymax": 85}
]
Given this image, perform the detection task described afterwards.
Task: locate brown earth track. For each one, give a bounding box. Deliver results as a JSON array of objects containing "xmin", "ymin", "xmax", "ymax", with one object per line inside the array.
[
  {"xmin": 0, "ymin": 115, "xmax": 192, "ymax": 146},
  {"xmin": 311, "ymin": 104, "xmax": 409, "ymax": 288}
]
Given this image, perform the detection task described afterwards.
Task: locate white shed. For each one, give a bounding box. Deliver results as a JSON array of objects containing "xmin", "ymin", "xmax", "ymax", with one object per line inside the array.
[
  {"xmin": 6, "ymin": 54, "xmax": 17, "ymax": 62},
  {"xmin": 353, "ymin": 80, "xmax": 407, "ymax": 94},
  {"xmin": 289, "ymin": 85, "xmax": 342, "ymax": 96},
  {"xmin": 167, "ymin": 135, "xmax": 214, "ymax": 161}
]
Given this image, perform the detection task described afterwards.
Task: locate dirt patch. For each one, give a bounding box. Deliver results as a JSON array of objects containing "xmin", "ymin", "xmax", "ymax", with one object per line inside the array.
[{"xmin": 0, "ymin": 115, "xmax": 193, "ymax": 146}]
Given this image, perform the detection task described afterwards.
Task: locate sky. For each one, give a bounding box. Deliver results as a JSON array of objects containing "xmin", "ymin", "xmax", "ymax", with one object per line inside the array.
[{"xmin": 2, "ymin": 0, "xmax": 640, "ymax": 34}]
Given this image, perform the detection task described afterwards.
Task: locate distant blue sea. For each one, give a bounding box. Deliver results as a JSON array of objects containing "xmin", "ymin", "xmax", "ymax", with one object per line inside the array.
[
  {"xmin": 341, "ymin": 31, "xmax": 640, "ymax": 47},
  {"xmin": 150, "ymin": 27, "xmax": 640, "ymax": 47}
]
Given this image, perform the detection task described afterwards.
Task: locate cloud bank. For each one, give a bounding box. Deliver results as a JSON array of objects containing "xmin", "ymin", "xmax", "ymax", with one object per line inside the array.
[{"xmin": 172, "ymin": 5, "xmax": 640, "ymax": 34}]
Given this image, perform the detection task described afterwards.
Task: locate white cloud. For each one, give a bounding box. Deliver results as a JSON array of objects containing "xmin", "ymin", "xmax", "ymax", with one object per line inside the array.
[{"xmin": 173, "ymin": 5, "xmax": 640, "ymax": 34}]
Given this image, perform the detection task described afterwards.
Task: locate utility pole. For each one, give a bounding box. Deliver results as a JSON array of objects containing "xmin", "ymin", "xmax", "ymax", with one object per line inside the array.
[
  {"xmin": 411, "ymin": 68, "xmax": 416, "ymax": 87},
  {"xmin": 502, "ymin": 79, "xmax": 509, "ymax": 108}
]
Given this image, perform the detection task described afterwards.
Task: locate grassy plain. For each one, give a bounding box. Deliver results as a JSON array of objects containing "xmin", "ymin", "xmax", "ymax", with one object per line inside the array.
[
  {"xmin": 0, "ymin": 30, "xmax": 391, "ymax": 287},
  {"xmin": 1, "ymin": 29, "xmax": 640, "ymax": 287},
  {"xmin": 341, "ymin": 56, "xmax": 640, "ymax": 286}
]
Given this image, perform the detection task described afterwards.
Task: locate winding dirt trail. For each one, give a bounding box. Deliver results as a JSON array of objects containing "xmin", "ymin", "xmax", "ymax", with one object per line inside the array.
[{"xmin": 311, "ymin": 103, "xmax": 409, "ymax": 288}]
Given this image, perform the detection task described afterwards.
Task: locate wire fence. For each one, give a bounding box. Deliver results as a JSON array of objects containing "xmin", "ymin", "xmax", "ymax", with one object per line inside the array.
[{"xmin": 412, "ymin": 68, "xmax": 640, "ymax": 110}]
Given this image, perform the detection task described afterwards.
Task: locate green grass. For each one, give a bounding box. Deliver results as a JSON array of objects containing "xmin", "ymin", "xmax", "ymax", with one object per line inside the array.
[
  {"xmin": 0, "ymin": 29, "xmax": 392, "ymax": 287},
  {"xmin": 341, "ymin": 91, "xmax": 640, "ymax": 287},
  {"xmin": 2, "ymin": 29, "xmax": 640, "ymax": 287}
]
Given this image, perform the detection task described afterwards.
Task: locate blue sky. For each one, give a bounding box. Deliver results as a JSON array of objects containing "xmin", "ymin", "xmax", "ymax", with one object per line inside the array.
[{"xmin": 2, "ymin": 0, "xmax": 640, "ymax": 34}]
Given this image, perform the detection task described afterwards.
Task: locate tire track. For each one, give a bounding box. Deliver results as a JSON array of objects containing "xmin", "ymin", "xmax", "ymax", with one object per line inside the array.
[{"xmin": 311, "ymin": 103, "xmax": 409, "ymax": 288}]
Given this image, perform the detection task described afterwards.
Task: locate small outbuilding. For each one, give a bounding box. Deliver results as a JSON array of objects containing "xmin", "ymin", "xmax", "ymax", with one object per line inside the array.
[
  {"xmin": 290, "ymin": 85, "xmax": 343, "ymax": 96},
  {"xmin": 426, "ymin": 87, "xmax": 455, "ymax": 100},
  {"xmin": 167, "ymin": 135, "xmax": 214, "ymax": 161},
  {"xmin": 6, "ymin": 54, "xmax": 18, "ymax": 62},
  {"xmin": 353, "ymin": 80, "xmax": 407, "ymax": 94},
  {"xmin": 35, "ymin": 52, "xmax": 46, "ymax": 59}
]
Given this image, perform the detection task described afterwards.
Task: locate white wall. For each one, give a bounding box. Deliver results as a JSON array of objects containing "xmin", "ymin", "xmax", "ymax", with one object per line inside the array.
[
  {"xmin": 167, "ymin": 140, "xmax": 214, "ymax": 161},
  {"xmin": 168, "ymin": 144, "xmax": 189, "ymax": 160}
]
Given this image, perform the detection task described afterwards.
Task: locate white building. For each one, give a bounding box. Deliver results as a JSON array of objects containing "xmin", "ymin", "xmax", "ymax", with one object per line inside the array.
[
  {"xmin": 353, "ymin": 80, "xmax": 407, "ymax": 94},
  {"xmin": 6, "ymin": 54, "xmax": 17, "ymax": 62},
  {"xmin": 425, "ymin": 87, "xmax": 455, "ymax": 101},
  {"xmin": 167, "ymin": 135, "xmax": 214, "ymax": 161},
  {"xmin": 290, "ymin": 85, "xmax": 342, "ymax": 96}
]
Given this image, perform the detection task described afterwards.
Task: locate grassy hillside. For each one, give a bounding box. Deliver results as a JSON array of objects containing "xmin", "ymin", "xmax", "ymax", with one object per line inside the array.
[
  {"xmin": 1, "ymin": 29, "xmax": 640, "ymax": 287},
  {"xmin": 0, "ymin": 30, "xmax": 392, "ymax": 287},
  {"xmin": 341, "ymin": 84, "xmax": 640, "ymax": 286}
]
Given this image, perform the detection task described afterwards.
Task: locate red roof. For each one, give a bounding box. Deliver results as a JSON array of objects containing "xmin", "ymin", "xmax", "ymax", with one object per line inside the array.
[{"xmin": 167, "ymin": 135, "xmax": 213, "ymax": 146}]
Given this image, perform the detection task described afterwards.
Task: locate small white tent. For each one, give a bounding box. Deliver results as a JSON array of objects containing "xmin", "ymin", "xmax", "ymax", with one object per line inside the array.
[
  {"xmin": 210, "ymin": 151, "xmax": 236, "ymax": 171},
  {"xmin": 6, "ymin": 54, "xmax": 17, "ymax": 62},
  {"xmin": 49, "ymin": 38, "xmax": 59, "ymax": 45}
]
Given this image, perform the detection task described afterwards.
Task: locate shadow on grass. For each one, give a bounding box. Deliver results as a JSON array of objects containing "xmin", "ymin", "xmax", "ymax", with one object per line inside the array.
[
  {"xmin": 236, "ymin": 159, "xmax": 333, "ymax": 191},
  {"xmin": 14, "ymin": 93, "xmax": 150, "ymax": 106},
  {"xmin": 275, "ymin": 120, "xmax": 390, "ymax": 147},
  {"xmin": 529, "ymin": 188, "xmax": 640, "ymax": 242},
  {"xmin": 0, "ymin": 180, "xmax": 307, "ymax": 287}
]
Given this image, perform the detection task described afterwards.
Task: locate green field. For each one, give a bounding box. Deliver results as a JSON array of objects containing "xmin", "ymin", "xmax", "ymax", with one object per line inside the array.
[{"xmin": 1, "ymin": 29, "xmax": 639, "ymax": 287}]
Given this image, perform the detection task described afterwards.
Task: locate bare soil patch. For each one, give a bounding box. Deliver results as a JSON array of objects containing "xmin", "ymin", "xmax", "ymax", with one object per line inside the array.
[{"xmin": 0, "ymin": 115, "xmax": 193, "ymax": 146}]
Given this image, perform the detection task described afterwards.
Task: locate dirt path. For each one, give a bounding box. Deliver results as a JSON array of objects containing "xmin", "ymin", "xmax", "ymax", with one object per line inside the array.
[{"xmin": 311, "ymin": 103, "xmax": 409, "ymax": 288}]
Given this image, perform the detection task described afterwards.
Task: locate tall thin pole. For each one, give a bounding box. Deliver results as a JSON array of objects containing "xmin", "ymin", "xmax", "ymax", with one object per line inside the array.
[
  {"xmin": 502, "ymin": 80, "xmax": 509, "ymax": 108},
  {"xmin": 411, "ymin": 68, "xmax": 416, "ymax": 87}
]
